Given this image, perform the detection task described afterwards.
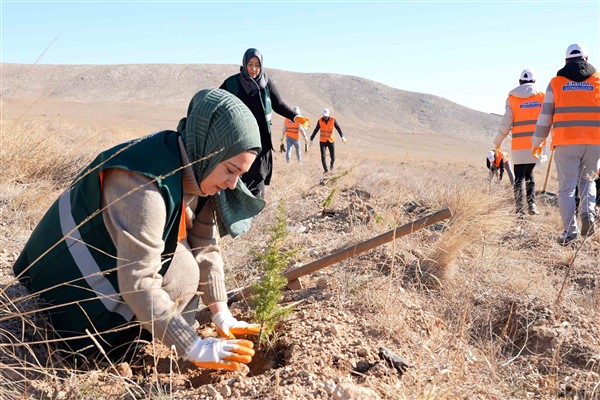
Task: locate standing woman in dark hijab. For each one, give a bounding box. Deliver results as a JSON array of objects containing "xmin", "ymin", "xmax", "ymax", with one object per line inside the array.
[{"xmin": 220, "ymin": 48, "xmax": 310, "ymax": 199}]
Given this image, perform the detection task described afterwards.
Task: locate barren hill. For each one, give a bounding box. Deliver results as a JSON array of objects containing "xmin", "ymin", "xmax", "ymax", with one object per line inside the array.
[
  {"xmin": 1, "ymin": 63, "xmax": 499, "ymax": 160},
  {"xmin": 1, "ymin": 63, "xmax": 599, "ymax": 400}
]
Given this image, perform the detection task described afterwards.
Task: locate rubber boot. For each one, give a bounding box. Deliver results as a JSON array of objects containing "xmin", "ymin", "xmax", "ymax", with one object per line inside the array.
[
  {"xmin": 514, "ymin": 185, "xmax": 525, "ymax": 215},
  {"xmin": 581, "ymin": 213, "xmax": 596, "ymax": 237},
  {"xmin": 526, "ymin": 180, "xmax": 539, "ymax": 215}
]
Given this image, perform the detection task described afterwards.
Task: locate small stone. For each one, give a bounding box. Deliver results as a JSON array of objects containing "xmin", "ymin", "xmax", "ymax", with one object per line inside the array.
[
  {"xmin": 220, "ymin": 385, "xmax": 232, "ymax": 397},
  {"xmin": 287, "ymin": 279, "xmax": 303, "ymax": 291},
  {"xmin": 356, "ymin": 348, "xmax": 369, "ymax": 357},
  {"xmin": 329, "ymin": 324, "xmax": 340, "ymax": 335},
  {"xmin": 107, "ymin": 362, "xmax": 132, "ymax": 379},
  {"xmin": 206, "ymin": 385, "xmax": 219, "ymax": 397},
  {"xmin": 332, "ymin": 383, "xmax": 381, "ymax": 400},
  {"xmin": 316, "ymin": 277, "xmax": 329, "ymax": 289},
  {"xmin": 323, "ymin": 381, "xmax": 336, "ymax": 395}
]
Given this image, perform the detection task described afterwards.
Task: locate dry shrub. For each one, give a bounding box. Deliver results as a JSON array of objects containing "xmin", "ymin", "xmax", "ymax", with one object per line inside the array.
[
  {"xmin": 0, "ymin": 281, "xmax": 55, "ymax": 398},
  {"xmin": 1, "ymin": 119, "xmax": 92, "ymax": 229},
  {"xmin": 1, "ymin": 120, "xmax": 92, "ymax": 186},
  {"xmin": 1, "ymin": 118, "xmax": 139, "ymax": 228},
  {"xmin": 419, "ymin": 182, "xmax": 513, "ymax": 288}
]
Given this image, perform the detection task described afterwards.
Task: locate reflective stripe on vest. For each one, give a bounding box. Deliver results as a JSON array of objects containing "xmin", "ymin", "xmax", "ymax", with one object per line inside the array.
[
  {"xmin": 13, "ymin": 131, "xmax": 185, "ymax": 352},
  {"xmin": 508, "ymin": 93, "xmax": 544, "ymax": 150},
  {"xmin": 550, "ymin": 73, "xmax": 600, "ymax": 146},
  {"xmin": 59, "ymin": 189, "xmax": 134, "ymax": 321},
  {"xmin": 319, "ymin": 117, "xmax": 336, "ymax": 142},
  {"xmin": 285, "ymin": 119, "xmax": 300, "ymax": 140}
]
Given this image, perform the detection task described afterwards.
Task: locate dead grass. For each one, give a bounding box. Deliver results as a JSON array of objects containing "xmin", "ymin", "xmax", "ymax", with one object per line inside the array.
[{"xmin": 1, "ymin": 112, "xmax": 599, "ymax": 399}]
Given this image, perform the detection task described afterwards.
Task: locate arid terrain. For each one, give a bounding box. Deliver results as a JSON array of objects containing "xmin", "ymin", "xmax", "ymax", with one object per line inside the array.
[{"xmin": 0, "ymin": 64, "xmax": 598, "ymax": 399}]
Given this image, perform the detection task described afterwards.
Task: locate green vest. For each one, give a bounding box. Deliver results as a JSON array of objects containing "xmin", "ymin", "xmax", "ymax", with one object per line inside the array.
[
  {"xmin": 224, "ymin": 74, "xmax": 273, "ymax": 135},
  {"xmin": 13, "ymin": 130, "xmax": 184, "ymax": 355}
]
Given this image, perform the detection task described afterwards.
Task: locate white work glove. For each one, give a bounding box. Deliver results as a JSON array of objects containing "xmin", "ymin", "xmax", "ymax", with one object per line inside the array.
[
  {"xmin": 212, "ymin": 310, "xmax": 261, "ymax": 339},
  {"xmin": 184, "ymin": 337, "xmax": 255, "ymax": 371},
  {"xmin": 341, "ymin": 137, "xmax": 347, "ymax": 143},
  {"xmin": 310, "ymin": 139, "xmax": 314, "ymax": 147}
]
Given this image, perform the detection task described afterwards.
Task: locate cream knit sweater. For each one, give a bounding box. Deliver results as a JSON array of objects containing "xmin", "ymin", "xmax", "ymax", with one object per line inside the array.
[{"xmin": 100, "ymin": 138, "xmax": 226, "ymax": 356}]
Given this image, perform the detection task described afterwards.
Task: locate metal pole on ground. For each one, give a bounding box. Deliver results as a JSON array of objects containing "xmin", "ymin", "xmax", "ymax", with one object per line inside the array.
[{"xmin": 229, "ymin": 207, "xmax": 453, "ymax": 303}]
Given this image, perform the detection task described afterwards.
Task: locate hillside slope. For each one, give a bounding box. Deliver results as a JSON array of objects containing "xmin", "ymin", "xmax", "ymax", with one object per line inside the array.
[{"xmin": 1, "ymin": 63, "xmax": 500, "ymax": 140}]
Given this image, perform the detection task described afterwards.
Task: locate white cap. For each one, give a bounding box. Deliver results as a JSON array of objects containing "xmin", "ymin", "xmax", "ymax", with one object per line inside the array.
[
  {"xmin": 487, "ymin": 150, "xmax": 495, "ymax": 163},
  {"xmin": 322, "ymin": 108, "xmax": 330, "ymax": 117},
  {"xmin": 520, "ymin": 68, "xmax": 535, "ymax": 82},
  {"xmin": 565, "ymin": 43, "xmax": 588, "ymax": 59},
  {"xmin": 293, "ymin": 106, "xmax": 300, "ymax": 114}
]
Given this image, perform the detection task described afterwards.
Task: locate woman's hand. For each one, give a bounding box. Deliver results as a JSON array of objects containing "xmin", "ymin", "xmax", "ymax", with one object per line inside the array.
[
  {"xmin": 212, "ymin": 310, "xmax": 261, "ymax": 338},
  {"xmin": 184, "ymin": 337, "xmax": 255, "ymax": 371},
  {"xmin": 294, "ymin": 115, "xmax": 312, "ymax": 128}
]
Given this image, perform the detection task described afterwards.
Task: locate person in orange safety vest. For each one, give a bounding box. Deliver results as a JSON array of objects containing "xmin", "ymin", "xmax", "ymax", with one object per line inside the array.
[
  {"xmin": 280, "ymin": 106, "xmax": 308, "ymax": 163},
  {"xmin": 486, "ymin": 148, "xmax": 515, "ymax": 185},
  {"xmin": 309, "ymin": 108, "xmax": 347, "ymax": 174},
  {"xmin": 494, "ymin": 68, "xmax": 545, "ymax": 216},
  {"xmin": 532, "ymin": 43, "xmax": 600, "ymax": 245}
]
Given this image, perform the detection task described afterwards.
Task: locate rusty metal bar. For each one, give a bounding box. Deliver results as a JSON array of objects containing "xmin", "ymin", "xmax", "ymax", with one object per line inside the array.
[{"xmin": 229, "ymin": 207, "xmax": 453, "ymax": 303}]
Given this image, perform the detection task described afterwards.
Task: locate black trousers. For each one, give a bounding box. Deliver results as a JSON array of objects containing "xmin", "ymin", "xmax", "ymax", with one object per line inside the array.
[
  {"xmin": 513, "ymin": 163, "xmax": 536, "ymax": 205},
  {"xmin": 319, "ymin": 141, "xmax": 335, "ymax": 172},
  {"xmin": 241, "ymin": 150, "xmax": 271, "ymax": 200}
]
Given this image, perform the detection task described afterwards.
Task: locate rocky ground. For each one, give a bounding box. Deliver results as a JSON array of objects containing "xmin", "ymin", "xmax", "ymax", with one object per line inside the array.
[{"xmin": 2, "ymin": 160, "xmax": 599, "ymax": 399}]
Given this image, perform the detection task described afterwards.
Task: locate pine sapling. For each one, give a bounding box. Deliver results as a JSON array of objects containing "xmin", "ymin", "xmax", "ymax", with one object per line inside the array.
[
  {"xmin": 323, "ymin": 187, "xmax": 338, "ymax": 208},
  {"xmin": 251, "ymin": 200, "xmax": 299, "ymax": 347}
]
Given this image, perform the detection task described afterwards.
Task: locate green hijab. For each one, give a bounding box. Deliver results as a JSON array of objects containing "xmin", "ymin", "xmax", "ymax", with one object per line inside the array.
[{"xmin": 176, "ymin": 88, "xmax": 265, "ymax": 237}]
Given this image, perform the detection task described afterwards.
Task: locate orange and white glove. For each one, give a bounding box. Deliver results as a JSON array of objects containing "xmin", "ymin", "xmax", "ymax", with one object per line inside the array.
[
  {"xmin": 341, "ymin": 137, "xmax": 347, "ymax": 144},
  {"xmin": 213, "ymin": 310, "xmax": 261, "ymax": 339},
  {"xmin": 184, "ymin": 337, "xmax": 255, "ymax": 371},
  {"xmin": 532, "ymin": 145, "xmax": 543, "ymax": 160},
  {"xmin": 294, "ymin": 115, "xmax": 312, "ymax": 129}
]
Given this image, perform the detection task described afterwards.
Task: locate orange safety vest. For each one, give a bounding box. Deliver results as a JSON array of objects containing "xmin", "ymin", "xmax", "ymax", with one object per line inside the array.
[
  {"xmin": 508, "ymin": 93, "xmax": 545, "ymax": 150},
  {"xmin": 550, "ymin": 72, "xmax": 600, "ymax": 146},
  {"xmin": 318, "ymin": 117, "xmax": 336, "ymax": 143},
  {"xmin": 284, "ymin": 119, "xmax": 300, "ymax": 140}
]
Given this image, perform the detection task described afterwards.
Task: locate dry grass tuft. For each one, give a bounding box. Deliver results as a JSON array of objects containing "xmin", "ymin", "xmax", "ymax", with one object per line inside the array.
[
  {"xmin": 418, "ymin": 182, "xmax": 514, "ymax": 288},
  {"xmin": 0, "ymin": 281, "xmax": 55, "ymax": 397},
  {"xmin": 1, "ymin": 120, "xmax": 91, "ymax": 186}
]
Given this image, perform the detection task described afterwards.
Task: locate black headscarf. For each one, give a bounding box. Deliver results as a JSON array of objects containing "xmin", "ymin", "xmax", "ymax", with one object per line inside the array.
[{"xmin": 239, "ymin": 48, "xmax": 269, "ymax": 96}]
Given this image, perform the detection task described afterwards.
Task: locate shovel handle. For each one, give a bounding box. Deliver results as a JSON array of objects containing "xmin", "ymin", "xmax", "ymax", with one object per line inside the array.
[{"xmin": 542, "ymin": 148, "xmax": 554, "ymax": 193}]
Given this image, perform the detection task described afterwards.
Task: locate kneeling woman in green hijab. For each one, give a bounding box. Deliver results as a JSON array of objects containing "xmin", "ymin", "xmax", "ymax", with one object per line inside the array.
[{"xmin": 14, "ymin": 89, "xmax": 264, "ymax": 371}]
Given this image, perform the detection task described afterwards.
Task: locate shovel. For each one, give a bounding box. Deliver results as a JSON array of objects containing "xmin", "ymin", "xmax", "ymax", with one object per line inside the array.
[{"xmin": 540, "ymin": 148, "xmax": 558, "ymax": 201}]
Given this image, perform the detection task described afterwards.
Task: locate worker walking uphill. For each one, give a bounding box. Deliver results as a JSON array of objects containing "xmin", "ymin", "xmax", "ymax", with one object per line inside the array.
[
  {"xmin": 532, "ymin": 43, "xmax": 600, "ymax": 245},
  {"xmin": 310, "ymin": 108, "xmax": 346, "ymax": 173},
  {"xmin": 494, "ymin": 68, "xmax": 545, "ymax": 215},
  {"xmin": 281, "ymin": 106, "xmax": 309, "ymax": 163}
]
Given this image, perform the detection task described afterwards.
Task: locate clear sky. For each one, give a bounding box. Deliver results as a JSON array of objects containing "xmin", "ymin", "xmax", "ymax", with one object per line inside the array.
[{"xmin": 1, "ymin": 1, "xmax": 599, "ymax": 114}]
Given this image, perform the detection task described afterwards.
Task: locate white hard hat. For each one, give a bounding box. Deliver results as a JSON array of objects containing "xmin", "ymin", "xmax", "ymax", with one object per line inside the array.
[
  {"xmin": 565, "ymin": 43, "xmax": 588, "ymax": 59},
  {"xmin": 322, "ymin": 108, "xmax": 330, "ymax": 117},
  {"xmin": 520, "ymin": 68, "xmax": 536, "ymax": 82}
]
